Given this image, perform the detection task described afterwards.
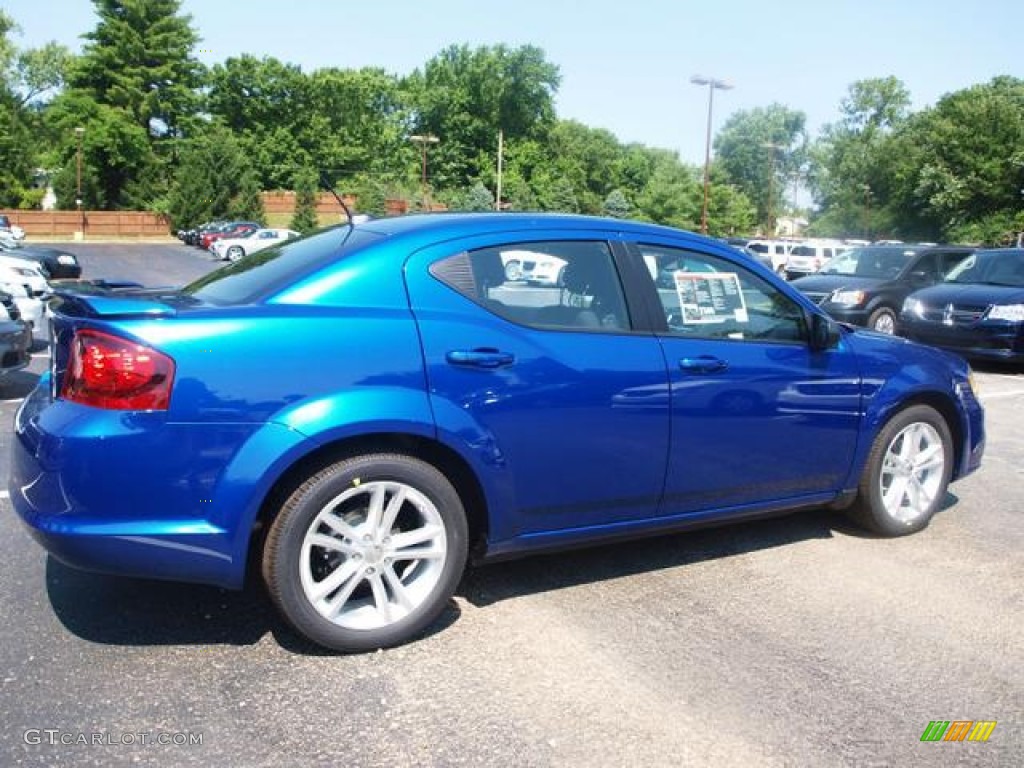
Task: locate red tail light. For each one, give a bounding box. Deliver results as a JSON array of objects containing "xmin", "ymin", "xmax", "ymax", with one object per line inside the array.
[{"xmin": 61, "ymin": 329, "xmax": 175, "ymax": 410}]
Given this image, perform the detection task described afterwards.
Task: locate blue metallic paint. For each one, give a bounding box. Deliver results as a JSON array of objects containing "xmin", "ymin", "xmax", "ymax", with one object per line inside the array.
[{"xmin": 10, "ymin": 214, "xmax": 986, "ymax": 591}]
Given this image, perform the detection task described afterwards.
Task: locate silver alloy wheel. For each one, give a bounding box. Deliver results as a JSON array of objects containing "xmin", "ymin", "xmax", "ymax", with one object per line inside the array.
[
  {"xmin": 227, "ymin": 245, "xmax": 244, "ymax": 262},
  {"xmin": 299, "ymin": 481, "xmax": 447, "ymax": 631},
  {"xmin": 872, "ymin": 311, "xmax": 896, "ymax": 334},
  {"xmin": 878, "ymin": 421, "xmax": 946, "ymax": 524},
  {"xmin": 505, "ymin": 260, "xmax": 522, "ymax": 281}
]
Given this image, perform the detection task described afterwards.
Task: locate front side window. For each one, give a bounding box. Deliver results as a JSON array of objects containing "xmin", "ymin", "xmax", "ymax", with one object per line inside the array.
[
  {"xmin": 640, "ymin": 245, "xmax": 806, "ymax": 342},
  {"xmin": 431, "ymin": 241, "xmax": 630, "ymax": 331}
]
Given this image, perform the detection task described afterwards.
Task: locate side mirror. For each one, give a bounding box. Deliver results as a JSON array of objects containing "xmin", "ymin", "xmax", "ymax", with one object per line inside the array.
[{"xmin": 809, "ymin": 312, "xmax": 840, "ymax": 351}]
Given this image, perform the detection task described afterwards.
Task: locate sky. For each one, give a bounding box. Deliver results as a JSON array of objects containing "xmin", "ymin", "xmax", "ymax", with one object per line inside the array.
[{"xmin": 4, "ymin": 0, "xmax": 1023, "ymax": 166}]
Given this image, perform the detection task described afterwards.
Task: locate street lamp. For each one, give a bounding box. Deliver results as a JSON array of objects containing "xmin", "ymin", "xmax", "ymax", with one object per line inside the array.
[
  {"xmin": 409, "ymin": 133, "xmax": 439, "ymax": 209},
  {"xmin": 690, "ymin": 75, "xmax": 733, "ymax": 235},
  {"xmin": 74, "ymin": 126, "xmax": 85, "ymax": 238}
]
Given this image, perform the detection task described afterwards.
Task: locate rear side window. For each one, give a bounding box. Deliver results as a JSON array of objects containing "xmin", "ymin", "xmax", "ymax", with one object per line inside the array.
[
  {"xmin": 431, "ymin": 240, "xmax": 631, "ymax": 331},
  {"xmin": 184, "ymin": 226, "xmax": 380, "ymax": 305}
]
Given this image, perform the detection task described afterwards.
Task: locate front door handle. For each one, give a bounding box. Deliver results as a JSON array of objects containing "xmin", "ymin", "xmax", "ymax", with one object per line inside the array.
[
  {"xmin": 446, "ymin": 348, "xmax": 516, "ymax": 369},
  {"xmin": 679, "ymin": 355, "xmax": 728, "ymax": 374}
]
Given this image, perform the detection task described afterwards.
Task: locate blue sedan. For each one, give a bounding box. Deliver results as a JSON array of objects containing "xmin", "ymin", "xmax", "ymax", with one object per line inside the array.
[{"xmin": 11, "ymin": 214, "xmax": 985, "ymax": 651}]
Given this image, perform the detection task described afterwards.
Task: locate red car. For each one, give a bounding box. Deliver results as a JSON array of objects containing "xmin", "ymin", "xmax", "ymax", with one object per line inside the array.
[{"xmin": 199, "ymin": 221, "xmax": 261, "ymax": 250}]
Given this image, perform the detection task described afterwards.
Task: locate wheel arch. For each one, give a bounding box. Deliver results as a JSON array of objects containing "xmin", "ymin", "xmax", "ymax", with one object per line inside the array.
[
  {"xmin": 246, "ymin": 432, "xmax": 491, "ymax": 577},
  {"xmin": 874, "ymin": 391, "xmax": 965, "ymax": 477}
]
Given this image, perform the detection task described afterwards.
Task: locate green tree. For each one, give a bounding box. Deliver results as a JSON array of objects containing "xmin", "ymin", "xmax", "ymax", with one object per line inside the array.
[
  {"xmin": 808, "ymin": 77, "xmax": 911, "ymax": 238},
  {"xmin": 290, "ymin": 169, "xmax": 319, "ymax": 233},
  {"xmin": 885, "ymin": 77, "xmax": 1024, "ymax": 242},
  {"xmin": 455, "ymin": 180, "xmax": 495, "ymax": 211},
  {"xmin": 713, "ymin": 104, "xmax": 808, "ymax": 231},
  {"xmin": 60, "ymin": 0, "xmax": 202, "ymax": 209},
  {"xmin": 406, "ymin": 44, "xmax": 560, "ymax": 187},
  {"xmin": 231, "ymin": 170, "xmax": 265, "ymax": 224},
  {"xmin": 74, "ymin": 0, "xmax": 201, "ymax": 138},
  {"xmin": 632, "ymin": 150, "xmax": 701, "ymax": 229},
  {"xmin": 604, "ymin": 189, "xmax": 630, "ymax": 218},
  {"xmin": 166, "ymin": 126, "xmax": 260, "ymax": 230}
]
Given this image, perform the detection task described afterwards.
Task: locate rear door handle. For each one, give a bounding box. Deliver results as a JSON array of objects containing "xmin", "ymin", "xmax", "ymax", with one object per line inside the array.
[
  {"xmin": 679, "ymin": 356, "xmax": 728, "ymax": 374},
  {"xmin": 446, "ymin": 348, "xmax": 516, "ymax": 369}
]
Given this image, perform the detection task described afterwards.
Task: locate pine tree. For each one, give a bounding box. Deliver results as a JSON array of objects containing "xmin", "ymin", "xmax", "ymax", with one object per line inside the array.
[
  {"xmin": 603, "ymin": 189, "xmax": 630, "ymax": 218},
  {"xmin": 74, "ymin": 0, "xmax": 201, "ymax": 138},
  {"xmin": 291, "ymin": 169, "xmax": 320, "ymax": 234}
]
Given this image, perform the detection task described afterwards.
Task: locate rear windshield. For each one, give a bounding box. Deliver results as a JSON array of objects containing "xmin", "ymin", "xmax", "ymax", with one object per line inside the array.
[{"xmin": 184, "ymin": 225, "xmax": 381, "ymax": 305}]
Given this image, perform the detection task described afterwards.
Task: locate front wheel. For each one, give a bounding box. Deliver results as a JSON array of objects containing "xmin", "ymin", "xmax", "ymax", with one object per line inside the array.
[
  {"xmin": 226, "ymin": 245, "xmax": 245, "ymax": 262},
  {"xmin": 262, "ymin": 454, "xmax": 468, "ymax": 652},
  {"xmin": 846, "ymin": 405, "xmax": 952, "ymax": 536},
  {"xmin": 867, "ymin": 306, "xmax": 897, "ymax": 334}
]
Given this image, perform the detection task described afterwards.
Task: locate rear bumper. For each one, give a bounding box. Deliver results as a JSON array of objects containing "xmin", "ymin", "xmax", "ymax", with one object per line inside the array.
[{"xmin": 8, "ymin": 379, "xmax": 286, "ymax": 589}]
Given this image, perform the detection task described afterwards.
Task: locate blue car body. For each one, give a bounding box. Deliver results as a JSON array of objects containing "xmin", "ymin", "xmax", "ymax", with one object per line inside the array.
[{"xmin": 11, "ymin": 214, "xmax": 985, "ymax": 591}]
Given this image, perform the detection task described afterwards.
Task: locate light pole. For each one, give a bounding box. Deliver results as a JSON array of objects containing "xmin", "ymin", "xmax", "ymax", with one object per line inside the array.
[
  {"xmin": 690, "ymin": 75, "xmax": 732, "ymax": 235},
  {"xmin": 409, "ymin": 133, "xmax": 439, "ymax": 209},
  {"xmin": 761, "ymin": 142, "xmax": 784, "ymax": 236},
  {"xmin": 74, "ymin": 126, "xmax": 85, "ymax": 238}
]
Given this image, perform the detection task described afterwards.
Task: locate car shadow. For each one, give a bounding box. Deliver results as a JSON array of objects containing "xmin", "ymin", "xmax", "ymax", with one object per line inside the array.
[
  {"xmin": 45, "ymin": 498, "xmax": 956, "ymax": 652},
  {"xmin": 459, "ymin": 507, "xmax": 846, "ymax": 607},
  {"xmin": 44, "ymin": 556, "xmax": 461, "ymax": 655}
]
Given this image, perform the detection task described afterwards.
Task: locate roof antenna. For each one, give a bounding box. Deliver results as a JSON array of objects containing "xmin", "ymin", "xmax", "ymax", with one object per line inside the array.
[{"xmin": 319, "ymin": 171, "xmax": 353, "ymax": 227}]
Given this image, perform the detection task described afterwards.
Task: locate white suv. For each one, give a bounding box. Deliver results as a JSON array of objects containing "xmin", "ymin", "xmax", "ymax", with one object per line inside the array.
[
  {"xmin": 785, "ymin": 241, "xmax": 848, "ymax": 280},
  {"xmin": 746, "ymin": 240, "xmax": 795, "ymax": 276}
]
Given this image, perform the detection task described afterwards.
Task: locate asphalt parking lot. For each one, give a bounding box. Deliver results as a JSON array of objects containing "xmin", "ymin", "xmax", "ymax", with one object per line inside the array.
[{"xmin": 0, "ymin": 242, "xmax": 1021, "ymax": 767}]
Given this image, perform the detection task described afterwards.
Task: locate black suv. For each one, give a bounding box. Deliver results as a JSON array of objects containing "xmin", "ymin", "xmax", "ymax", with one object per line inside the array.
[{"xmin": 790, "ymin": 245, "xmax": 975, "ymax": 334}]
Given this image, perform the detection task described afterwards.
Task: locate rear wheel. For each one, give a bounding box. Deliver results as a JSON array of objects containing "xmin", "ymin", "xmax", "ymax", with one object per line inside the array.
[
  {"xmin": 867, "ymin": 306, "xmax": 897, "ymax": 334},
  {"xmin": 262, "ymin": 454, "xmax": 468, "ymax": 652},
  {"xmin": 846, "ymin": 405, "xmax": 952, "ymax": 536},
  {"xmin": 504, "ymin": 260, "xmax": 522, "ymax": 281}
]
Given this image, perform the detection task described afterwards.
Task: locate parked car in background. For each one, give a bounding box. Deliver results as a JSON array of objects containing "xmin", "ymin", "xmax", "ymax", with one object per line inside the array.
[
  {"xmin": 746, "ymin": 239, "xmax": 794, "ymax": 276},
  {"xmin": 0, "ymin": 213, "xmax": 26, "ymax": 241},
  {"xmin": 0, "ymin": 254, "xmax": 50, "ymax": 298},
  {"xmin": 11, "ymin": 214, "xmax": 985, "ymax": 652},
  {"xmin": 213, "ymin": 228, "xmax": 300, "ymax": 262},
  {"xmin": 790, "ymin": 245, "xmax": 974, "ymax": 334},
  {"xmin": 179, "ymin": 221, "xmax": 226, "ymax": 247},
  {"xmin": 200, "ymin": 221, "xmax": 261, "ymax": 251},
  {"xmin": 0, "ymin": 234, "xmax": 81, "ymax": 278},
  {"xmin": 0, "ymin": 290, "xmax": 32, "ymax": 374},
  {"xmin": 900, "ymin": 248, "xmax": 1024, "ymax": 364},
  {"xmin": 501, "ymin": 249, "xmax": 567, "ymax": 285},
  {"xmin": 784, "ymin": 240, "xmax": 849, "ymax": 280}
]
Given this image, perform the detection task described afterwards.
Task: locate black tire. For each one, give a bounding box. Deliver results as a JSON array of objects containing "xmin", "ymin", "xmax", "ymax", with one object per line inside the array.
[
  {"xmin": 846, "ymin": 405, "xmax": 952, "ymax": 536},
  {"xmin": 504, "ymin": 260, "xmax": 522, "ymax": 281},
  {"xmin": 262, "ymin": 453, "xmax": 468, "ymax": 652},
  {"xmin": 867, "ymin": 306, "xmax": 897, "ymax": 334},
  {"xmin": 226, "ymin": 245, "xmax": 244, "ymax": 262}
]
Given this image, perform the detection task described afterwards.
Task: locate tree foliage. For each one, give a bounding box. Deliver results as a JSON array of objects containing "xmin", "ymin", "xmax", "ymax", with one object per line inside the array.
[
  {"xmin": 1, "ymin": 6, "xmax": 1019, "ymax": 245},
  {"xmin": 290, "ymin": 168, "xmax": 319, "ymax": 233},
  {"xmin": 714, "ymin": 104, "xmax": 808, "ymax": 232},
  {"xmin": 166, "ymin": 126, "xmax": 260, "ymax": 230}
]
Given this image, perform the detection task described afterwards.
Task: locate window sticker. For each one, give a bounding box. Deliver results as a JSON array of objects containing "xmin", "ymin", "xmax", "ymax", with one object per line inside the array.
[{"xmin": 673, "ymin": 271, "xmax": 748, "ymax": 324}]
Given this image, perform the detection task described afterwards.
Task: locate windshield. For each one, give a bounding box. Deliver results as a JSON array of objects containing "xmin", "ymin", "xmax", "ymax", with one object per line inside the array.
[
  {"xmin": 945, "ymin": 250, "xmax": 1024, "ymax": 286},
  {"xmin": 819, "ymin": 247, "xmax": 910, "ymax": 278},
  {"xmin": 184, "ymin": 225, "xmax": 381, "ymax": 305}
]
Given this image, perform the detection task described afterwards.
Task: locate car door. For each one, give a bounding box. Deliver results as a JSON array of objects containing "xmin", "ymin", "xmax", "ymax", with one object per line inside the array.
[
  {"xmin": 405, "ymin": 233, "xmax": 671, "ymax": 544},
  {"xmin": 629, "ymin": 240, "xmax": 864, "ymax": 514}
]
